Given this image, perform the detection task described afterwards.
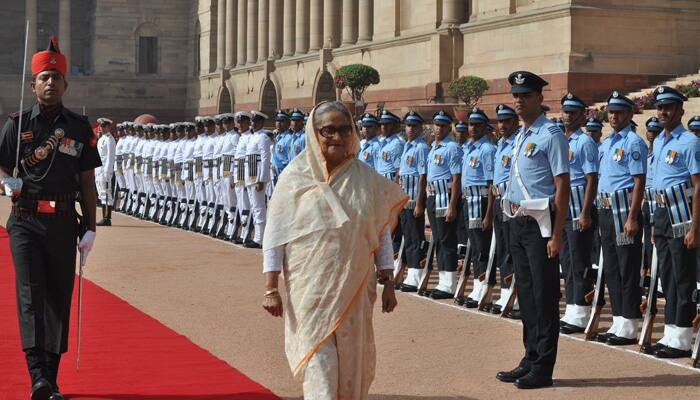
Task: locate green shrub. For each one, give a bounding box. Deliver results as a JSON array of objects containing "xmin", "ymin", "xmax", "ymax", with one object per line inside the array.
[{"xmin": 447, "ymin": 76, "xmax": 489, "ymax": 108}]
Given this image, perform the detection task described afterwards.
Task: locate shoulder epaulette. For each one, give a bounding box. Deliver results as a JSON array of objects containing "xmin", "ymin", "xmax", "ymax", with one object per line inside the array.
[{"xmin": 547, "ymin": 125, "xmax": 562, "ymax": 135}]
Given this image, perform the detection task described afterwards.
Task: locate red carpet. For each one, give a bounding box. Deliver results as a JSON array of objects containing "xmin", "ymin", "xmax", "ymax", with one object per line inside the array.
[{"xmin": 0, "ymin": 227, "xmax": 279, "ymax": 400}]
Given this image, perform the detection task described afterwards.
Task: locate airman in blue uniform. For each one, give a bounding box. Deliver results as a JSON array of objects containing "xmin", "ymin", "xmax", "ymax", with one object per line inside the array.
[
  {"xmin": 272, "ymin": 110, "xmax": 292, "ymax": 174},
  {"xmin": 558, "ymin": 93, "xmax": 600, "ymax": 334},
  {"xmin": 490, "ymin": 104, "xmax": 519, "ymax": 315},
  {"xmin": 689, "ymin": 115, "xmax": 700, "ymax": 137},
  {"xmin": 596, "ymin": 90, "xmax": 647, "ymax": 345},
  {"xmin": 426, "ymin": 110, "xmax": 463, "ymax": 298},
  {"xmin": 397, "ymin": 111, "xmax": 431, "ymax": 292},
  {"xmin": 357, "ymin": 113, "xmax": 381, "ymax": 169},
  {"xmin": 460, "ymin": 108, "xmax": 496, "ymax": 306},
  {"xmin": 585, "ymin": 117, "xmax": 603, "ymax": 145},
  {"xmin": 287, "ymin": 108, "xmax": 306, "ymax": 160},
  {"xmin": 497, "ymin": 71, "xmax": 570, "ymax": 390},
  {"xmin": 642, "ymin": 117, "xmax": 663, "ymax": 298},
  {"xmin": 375, "ymin": 110, "xmax": 404, "ymax": 181},
  {"xmin": 644, "ymin": 86, "xmax": 700, "ymax": 359},
  {"xmin": 454, "ymin": 120, "xmax": 469, "ymax": 248}
]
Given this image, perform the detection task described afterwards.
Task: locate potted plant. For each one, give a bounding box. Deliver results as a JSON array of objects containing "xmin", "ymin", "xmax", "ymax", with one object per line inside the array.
[
  {"xmin": 334, "ymin": 64, "xmax": 380, "ymax": 116},
  {"xmin": 447, "ymin": 75, "xmax": 489, "ymax": 122}
]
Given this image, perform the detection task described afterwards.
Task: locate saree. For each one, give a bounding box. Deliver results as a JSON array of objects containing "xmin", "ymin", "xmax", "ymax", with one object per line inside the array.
[{"xmin": 263, "ymin": 104, "xmax": 407, "ymax": 397}]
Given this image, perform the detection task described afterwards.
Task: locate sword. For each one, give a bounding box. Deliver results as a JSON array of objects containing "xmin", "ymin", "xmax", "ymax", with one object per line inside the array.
[{"xmin": 76, "ymin": 249, "xmax": 86, "ymax": 370}]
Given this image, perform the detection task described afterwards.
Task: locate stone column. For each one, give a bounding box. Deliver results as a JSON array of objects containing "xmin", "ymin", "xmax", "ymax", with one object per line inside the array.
[
  {"xmin": 58, "ymin": 0, "xmax": 71, "ymax": 73},
  {"xmin": 236, "ymin": 0, "xmax": 247, "ymax": 66},
  {"xmin": 309, "ymin": 0, "xmax": 323, "ymax": 51},
  {"xmin": 357, "ymin": 0, "xmax": 372, "ymax": 43},
  {"xmin": 217, "ymin": 0, "xmax": 226, "ymax": 69},
  {"xmin": 341, "ymin": 0, "xmax": 357, "ymax": 46},
  {"xmin": 25, "ymin": 0, "xmax": 37, "ymax": 57},
  {"xmin": 295, "ymin": 0, "xmax": 309, "ymax": 55},
  {"xmin": 323, "ymin": 0, "xmax": 339, "ymax": 48},
  {"xmin": 225, "ymin": 0, "xmax": 236, "ymax": 67},
  {"xmin": 258, "ymin": 0, "xmax": 269, "ymax": 61},
  {"xmin": 441, "ymin": 0, "xmax": 464, "ymax": 27},
  {"xmin": 247, "ymin": 0, "xmax": 258, "ymax": 64},
  {"xmin": 283, "ymin": 0, "xmax": 296, "ymax": 56},
  {"xmin": 269, "ymin": 0, "xmax": 282, "ymax": 59}
]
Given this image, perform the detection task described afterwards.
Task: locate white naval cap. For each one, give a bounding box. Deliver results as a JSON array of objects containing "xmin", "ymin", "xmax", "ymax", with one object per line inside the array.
[{"xmin": 250, "ymin": 110, "xmax": 269, "ymax": 121}]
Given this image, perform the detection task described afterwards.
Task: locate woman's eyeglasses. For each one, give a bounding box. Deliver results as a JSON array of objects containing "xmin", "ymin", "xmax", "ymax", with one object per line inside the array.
[{"xmin": 318, "ymin": 125, "xmax": 353, "ymax": 138}]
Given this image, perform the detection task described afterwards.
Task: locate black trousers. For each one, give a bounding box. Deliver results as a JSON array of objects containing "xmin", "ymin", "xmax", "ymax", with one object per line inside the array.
[
  {"xmin": 426, "ymin": 195, "xmax": 459, "ymax": 272},
  {"xmin": 456, "ymin": 198, "xmax": 468, "ymax": 247},
  {"xmin": 559, "ymin": 208, "xmax": 596, "ymax": 305},
  {"xmin": 464, "ymin": 197, "xmax": 491, "ymax": 281},
  {"xmin": 399, "ymin": 208, "xmax": 426, "ymax": 269},
  {"xmin": 509, "ymin": 215, "xmax": 560, "ymax": 377},
  {"xmin": 590, "ymin": 217, "xmax": 601, "ymax": 264},
  {"xmin": 7, "ymin": 213, "xmax": 78, "ymax": 354},
  {"xmin": 493, "ymin": 199, "xmax": 512, "ymax": 286},
  {"xmin": 653, "ymin": 208, "xmax": 697, "ymax": 327},
  {"xmin": 598, "ymin": 208, "xmax": 642, "ymax": 319},
  {"xmin": 642, "ymin": 202, "xmax": 653, "ymax": 271}
]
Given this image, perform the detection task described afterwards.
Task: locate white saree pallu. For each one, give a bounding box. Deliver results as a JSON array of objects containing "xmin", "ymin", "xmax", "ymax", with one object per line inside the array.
[{"xmin": 264, "ymin": 105, "xmax": 407, "ymax": 400}]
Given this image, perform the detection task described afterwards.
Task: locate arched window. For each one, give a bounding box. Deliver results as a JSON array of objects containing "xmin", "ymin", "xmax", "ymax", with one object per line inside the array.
[{"xmin": 135, "ymin": 23, "xmax": 160, "ymax": 75}]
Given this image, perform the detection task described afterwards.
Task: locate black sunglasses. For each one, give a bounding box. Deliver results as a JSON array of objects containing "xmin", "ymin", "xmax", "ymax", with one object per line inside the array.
[{"xmin": 318, "ymin": 125, "xmax": 353, "ymax": 138}]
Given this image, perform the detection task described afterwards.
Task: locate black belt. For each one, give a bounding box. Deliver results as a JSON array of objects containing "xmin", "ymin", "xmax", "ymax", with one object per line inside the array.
[{"xmin": 12, "ymin": 198, "xmax": 76, "ymax": 217}]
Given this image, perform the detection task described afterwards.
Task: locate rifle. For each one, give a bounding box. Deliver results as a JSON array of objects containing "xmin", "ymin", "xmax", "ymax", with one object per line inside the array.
[
  {"xmin": 500, "ymin": 274, "xmax": 517, "ymax": 318},
  {"xmin": 417, "ymin": 235, "xmax": 436, "ymax": 296},
  {"xmin": 584, "ymin": 247, "xmax": 605, "ymax": 340},
  {"xmin": 638, "ymin": 246, "xmax": 658, "ymax": 348},
  {"xmin": 392, "ymin": 238, "xmax": 406, "ymax": 289},
  {"xmin": 478, "ymin": 229, "xmax": 498, "ymax": 311},
  {"xmin": 692, "ymin": 290, "xmax": 700, "ymax": 368},
  {"xmin": 453, "ymin": 241, "xmax": 472, "ymax": 304}
]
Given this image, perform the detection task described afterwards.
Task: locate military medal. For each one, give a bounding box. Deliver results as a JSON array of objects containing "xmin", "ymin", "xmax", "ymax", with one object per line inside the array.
[
  {"xmin": 568, "ymin": 150, "xmax": 574, "ymax": 161},
  {"xmin": 363, "ymin": 151, "xmax": 369, "ymax": 159},
  {"xmin": 434, "ymin": 154, "xmax": 442, "ymax": 165},
  {"xmin": 383, "ymin": 151, "xmax": 389, "ymax": 161},
  {"xmin": 406, "ymin": 155, "xmax": 414, "ymax": 166},
  {"xmin": 524, "ymin": 143, "xmax": 536, "ymax": 157},
  {"xmin": 469, "ymin": 156, "xmax": 478, "ymax": 167},
  {"xmin": 501, "ymin": 155, "xmax": 510, "ymax": 167},
  {"xmin": 34, "ymin": 146, "xmax": 48, "ymax": 160},
  {"xmin": 613, "ymin": 148, "xmax": 624, "ymax": 162},
  {"xmin": 666, "ymin": 149, "xmax": 677, "ymax": 164}
]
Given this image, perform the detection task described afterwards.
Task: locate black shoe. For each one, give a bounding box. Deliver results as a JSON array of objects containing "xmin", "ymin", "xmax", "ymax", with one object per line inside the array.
[
  {"xmin": 514, "ymin": 372, "xmax": 553, "ymax": 389},
  {"xmin": 490, "ymin": 304, "xmax": 502, "ymax": 315},
  {"xmin": 233, "ymin": 236, "xmax": 243, "ymax": 244},
  {"xmin": 593, "ymin": 332, "xmax": 611, "ymax": 343},
  {"xmin": 400, "ymin": 284, "xmax": 418, "ymax": 293},
  {"xmin": 31, "ymin": 379, "xmax": 52, "ymax": 400},
  {"xmin": 606, "ymin": 335, "xmax": 637, "ymax": 346},
  {"xmin": 560, "ymin": 322, "xmax": 585, "ymax": 334},
  {"xmin": 654, "ymin": 346, "xmax": 692, "ymax": 358},
  {"xmin": 481, "ymin": 303, "xmax": 493, "ymax": 313},
  {"xmin": 455, "ymin": 296, "xmax": 466, "ymax": 306},
  {"xmin": 464, "ymin": 298, "xmax": 479, "ymax": 308},
  {"xmin": 243, "ymin": 240, "xmax": 262, "ymax": 249},
  {"xmin": 429, "ymin": 289, "xmax": 453, "ymax": 300},
  {"xmin": 96, "ymin": 218, "xmax": 112, "ymax": 226},
  {"xmin": 418, "ymin": 289, "xmax": 433, "ymax": 297},
  {"xmin": 496, "ymin": 366, "xmax": 530, "ymax": 383},
  {"xmin": 49, "ymin": 391, "xmax": 64, "ymax": 400},
  {"xmin": 505, "ymin": 310, "xmax": 521, "ymax": 320},
  {"xmin": 640, "ymin": 343, "xmax": 666, "ymax": 355}
]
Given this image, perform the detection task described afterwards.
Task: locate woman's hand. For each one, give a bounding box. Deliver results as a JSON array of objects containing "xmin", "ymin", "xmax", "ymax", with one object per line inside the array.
[
  {"xmin": 263, "ymin": 290, "xmax": 284, "ymax": 317},
  {"xmin": 382, "ymin": 284, "xmax": 398, "ymax": 313}
]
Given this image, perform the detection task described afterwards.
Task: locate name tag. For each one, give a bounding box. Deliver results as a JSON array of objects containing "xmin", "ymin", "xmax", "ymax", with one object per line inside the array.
[{"xmin": 58, "ymin": 137, "xmax": 84, "ymax": 157}]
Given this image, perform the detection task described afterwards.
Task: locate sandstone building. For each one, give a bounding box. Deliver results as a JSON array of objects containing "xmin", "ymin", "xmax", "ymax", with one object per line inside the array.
[{"xmin": 0, "ymin": 1, "xmax": 698, "ymax": 123}]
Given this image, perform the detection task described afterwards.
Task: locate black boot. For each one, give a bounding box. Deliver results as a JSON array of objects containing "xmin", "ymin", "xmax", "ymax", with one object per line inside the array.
[
  {"xmin": 26, "ymin": 348, "xmax": 52, "ymax": 400},
  {"xmin": 45, "ymin": 351, "xmax": 61, "ymax": 394},
  {"xmin": 97, "ymin": 206, "xmax": 112, "ymax": 226},
  {"xmin": 209, "ymin": 205, "xmax": 222, "ymax": 237}
]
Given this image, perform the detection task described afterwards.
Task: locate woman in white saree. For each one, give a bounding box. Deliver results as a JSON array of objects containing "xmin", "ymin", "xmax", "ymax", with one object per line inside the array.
[{"xmin": 262, "ymin": 101, "xmax": 407, "ymax": 399}]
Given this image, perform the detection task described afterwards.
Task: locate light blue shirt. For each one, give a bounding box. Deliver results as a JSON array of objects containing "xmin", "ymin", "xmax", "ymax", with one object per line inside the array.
[
  {"xmin": 288, "ymin": 130, "xmax": 306, "ymax": 159},
  {"xmin": 505, "ymin": 113, "xmax": 570, "ymax": 205},
  {"xmin": 461, "ymin": 135, "xmax": 496, "ymax": 188},
  {"xmin": 427, "ymin": 136, "xmax": 463, "ymax": 182},
  {"xmin": 567, "ymin": 129, "xmax": 599, "ymax": 187},
  {"xmin": 358, "ymin": 136, "xmax": 381, "ymax": 169},
  {"xmin": 375, "ymin": 133, "xmax": 405, "ymax": 175},
  {"xmin": 272, "ymin": 130, "xmax": 292, "ymax": 172},
  {"xmin": 651, "ymin": 124, "xmax": 700, "ymax": 190},
  {"xmin": 399, "ymin": 138, "xmax": 429, "ymax": 177},
  {"xmin": 598, "ymin": 124, "xmax": 647, "ymax": 194},
  {"xmin": 494, "ymin": 135, "xmax": 515, "ymax": 186},
  {"xmin": 646, "ymin": 153, "xmax": 655, "ymax": 189}
]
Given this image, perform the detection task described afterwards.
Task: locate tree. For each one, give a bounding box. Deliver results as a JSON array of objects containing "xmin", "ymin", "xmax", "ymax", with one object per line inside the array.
[
  {"xmin": 448, "ymin": 76, "xmax": 489, "ymax": 109},
  {"xmin": 334, "ymin": 64, "xmax": 380, "ymax": 104}
]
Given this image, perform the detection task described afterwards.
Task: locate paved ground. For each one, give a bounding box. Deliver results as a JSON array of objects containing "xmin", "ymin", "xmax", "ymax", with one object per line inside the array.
[{"xmin": 2, "ymin": 198, "xmax": 698, "ymax": 399}]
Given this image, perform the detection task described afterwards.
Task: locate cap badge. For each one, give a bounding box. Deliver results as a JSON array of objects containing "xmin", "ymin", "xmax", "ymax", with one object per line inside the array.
[
  {"xmin": 472, "ymin": 107, "xmax": 478, "ymax": 113},
  {"xmin": 49, "ymin": 57, "xmax": 57, "ymax": 65},
  {"xmin": 567, "ymin": 93, "xmax": 573, "ymax": 99},
  {"xmin": 514, "ymin": 74, "xmax": 525, "ymax": 85},
  {"xmin": 498, "ymin": 105, "xmax": 503, "ymax": 111},
  {"xmin": 439, "ymin": 110, "xmax": 445, "ymax": 116},
  {"xmin": 613, "ymin": 91, "xmax": 619, "ymax": 98},
  {"xmin": 658, "ymin": 87, "xmax": 665, "ymax": 93}
]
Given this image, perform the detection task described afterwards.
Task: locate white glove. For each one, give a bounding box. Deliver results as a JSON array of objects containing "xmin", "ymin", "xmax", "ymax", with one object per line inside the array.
[{"xmin": 78, "ymin": 230, "xmax": 96, "ymax": 262}]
